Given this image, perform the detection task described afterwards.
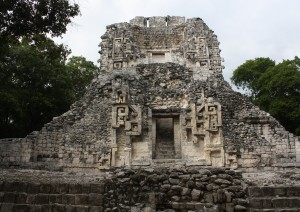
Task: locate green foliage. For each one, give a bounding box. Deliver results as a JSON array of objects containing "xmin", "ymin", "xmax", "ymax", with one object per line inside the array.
[
  {"xmin": 231, "ymin": 57, "xmax": 300, "ymax": 135},
  {"xmin": 0, "ymin": 35, "xmax": 98, "ymax": 138},
  {"xmin": 0, "ymin": 0, "xmax": 79, "ymax": 38},
  {"xmin": 66, "ymin": 56, "xmax": 99, "ymax": 98},
  {"xmin": 231, "ymin": 58, "xmax": 275, "ymax": 97}
]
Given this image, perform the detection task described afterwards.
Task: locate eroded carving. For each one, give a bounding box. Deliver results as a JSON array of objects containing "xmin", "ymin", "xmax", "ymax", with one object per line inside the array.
[{"xmin": 187, "ymin": 95, "xmax": 224, "ymax": 166}]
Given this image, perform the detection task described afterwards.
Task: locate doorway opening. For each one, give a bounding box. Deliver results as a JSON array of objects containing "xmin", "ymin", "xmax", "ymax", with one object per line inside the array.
[{"xmin": 152, "ymin": 114, "xmax": 181, "ymax": 159}]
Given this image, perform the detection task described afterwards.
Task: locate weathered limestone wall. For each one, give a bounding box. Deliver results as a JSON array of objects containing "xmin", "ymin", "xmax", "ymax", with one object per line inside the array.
[
  {"xmin": 0, "ymin": 63, "xmax": 299, "ymax": 172},
  {"xmin": 0, "ymin": 167, "xmax": 248, "ymax": 212},
  {"xmin": 0, "ymin": 72, "xmax": 115, "ymax": 171},
  {"xmin": 207, "ymin": 79, "xmax": 300, "ymax": 171},
  {"xmin": 100, "ymin": 16, "xmax": 223, "ymax": 81},
  {"xmin": 0, "ymin": 138, "xmax": 32, "ymax": 168}
]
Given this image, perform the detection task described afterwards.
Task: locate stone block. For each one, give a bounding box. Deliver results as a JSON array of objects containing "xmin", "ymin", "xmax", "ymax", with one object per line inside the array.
[
  {"xmin": 249, "ymin": 198, "xmax": 262, "ymax": 209},
  {"xmin": 214, "ymin": 179, "xmax": 231, "ymax": 185},
  {"xmin": 81, "ymin": 184, "xmax": 90, "ymax": 193},
  {"xmin": 62, "ymin": 194, "xmax": 75, "ymax": 205},
  {"xmin": 248, "ymin": 187, "xmax": 262, "ymax": 197},
  {"xmin": 13, "ymin": 204, "xmax": 29, "ymax": 212},
  {"xmin": 40, "ymin": 184, "xmax": 52, "ymax": 194},
  {"xmin": 75, "ymin": 194, "xmax": 89, "ymax": 205},
  {"xmin": 168, "ymin": 178, "xmax": 180, "ymax": 185},
  {"xmin": 58, "ymin": 183, "xmax": 69, "ymax": 193},
  {"xmin": 26, "ymin": 194, "xmax": 35, "ymax": 204},
  {"xmin": 234, "ymin": 205, "xmax": 247, "ymax": 211},
  {"xmin": 90, "ymin": 184, "xmax": 104, "ymax": 193},
  {"xmin": 27, "ymin": 183, "xmax": 41, "ymax": 194},
  {"xmin": 261, "ymin": 187, "xmax": 275, "ymax": 197},
  {"xmin": 3, "ymin": 192, "xmax": 16, "ymax": 203},
  {"xmin": 171, "ymin": 202, "xmax": 186, "ymax": 210},
  {"xmin": 3, "ymin": 182, "xmax": 18, "ymax": 192},
  {"xmin": 35, "ymin": 194, "xmax": 49, "ymax": 204},
  {"xmin": 49, "ymin": 194, "xmax": 62, "ymax": 204},
  {"xmin": 272, "ymin": 198, "xmax": 289, "ymax": 208},
  {"xmin": 185, "ymin": 202, "xmax": 195, "ymax": 210},
  {"xmin": 181, "ymin": 187, "xmax": 190, "ymax": 196},
  {"xmin": 73, "ymin": 206, "xmax": 89, "ymax": 212},
  {"xmin": 171, "ymin": 185, "xmax": 182, "ymax": 192},
  {"xmin": 225, "ymin": 191, "xmax": 232, "ymax": 203},
  {"xmin": 28, "ymin": 205, "xmax": 42, "ymax": 212},
  {"xmin": 225, "ymin": 203, "xmax": 234, "ymax": 212},
  {"xmin": 17, "ymin": 182, "xmax": 28, "ymax": 193},
  {"xmin": 69, "ymin": 184, "xmax": 82, "ymax": 194},
  {"xmin": 15, "ymin": 193, "xmax": 27, "ymax": 204},
  {"xmin": 88, "ymin": 206, "xmax": 104, "ymax": 212},
  {"xmin": 286, "ymin": 186, "xmax": 300, "ymax": 196},
  {"xmin": 261, "ymin": 198, "xmax": 272, "ymax": 208},
  {"xmin": 234, "ymin": 198, "xmax": 248, "ymax": 207},
  {"xmin": 160, "ymin": 184, "xmax": 170, "ymax": 192},
  {"xmin": 288, "ymin": 197, "xmax": 300, "ymax": 207},
  {"xmin": 0, "ymin": 203, "xmax": 14, "ymax": 212},
  {"xmin": 179, "ymin": 174, "xmax": 190, "ymax": 182},
  {"xmin": 51, "ymin": 204, "xmax": 65, "ymax": 212},
  {"xmin": 194, "ymin": 203, "xmax": 205, "ymax": 210},
  {"xmin": 204, "ymin": 193, "xmax": 213, "ymax": 203},
  {"xmin": 65, "ymin": 205, "xmax": 75, "ymax": 212},
  {"xmin": 191, "ymin": 189, "xmax": 202, "ymax": 201},
  {"xmin": 274, "ymin": 187, "xmax": 286, "ymax": 197}
]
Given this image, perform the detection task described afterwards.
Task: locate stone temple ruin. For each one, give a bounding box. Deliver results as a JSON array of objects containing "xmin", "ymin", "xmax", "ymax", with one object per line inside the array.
[
  {"xmin": 0, "ymin": 16, "xmax": 299, "ymax": 172},
  {"xmin": 1, "ymin": 16, "xmax": 300, "ymax": 212}
]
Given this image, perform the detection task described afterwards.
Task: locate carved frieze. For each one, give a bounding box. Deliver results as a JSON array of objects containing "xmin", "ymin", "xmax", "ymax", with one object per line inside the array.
[
  {"xmin": 186, "ymin": 95, "xmax": 224, "ymax": 166},
  {"xmin": 185, "ymin": 36, "xmax": 209, "ymax": 62},
  {"xmin": 191, "ymin": 97, "xmax": 221, "ymax": 136},
  {"xmin": 111, "ymin": 76, "xmax": 143, "ymax": 167}
]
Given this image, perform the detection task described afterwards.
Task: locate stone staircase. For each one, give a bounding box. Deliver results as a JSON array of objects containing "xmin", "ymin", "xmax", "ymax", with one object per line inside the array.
[
  {"xmin": 248, "ymin": 186, "xmax": 300, "ymax": 211},
  {"xmin": 154, "ymin": 140, "xmax": 175, "ymax": 159}
]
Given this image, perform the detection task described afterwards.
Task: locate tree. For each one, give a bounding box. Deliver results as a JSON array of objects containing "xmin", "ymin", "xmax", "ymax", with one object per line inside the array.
[
  {"xmin": 0, "ymin": 0, "xmax": 84, "ymax": 139},
  {"xmin": 66, "ymin": 56, "xmax": 99, "ymax": 98},
  {"xmin": 231, "ymin": 57, "xmax": 300, "ymax": 135},
  {"xmin": 0, "ymin": 35, "xmax": 98, "ymax": 138},
  {"xmin": 0, "ymin": 0, "xmax": 79, "ymax": 38},
  {"xmin": 0, "ymin": 0, "xmax": 80, "ymax": 63},
  {"xmin": 231, "ymin": 57, "xmax": 275, "ymax": 98}
]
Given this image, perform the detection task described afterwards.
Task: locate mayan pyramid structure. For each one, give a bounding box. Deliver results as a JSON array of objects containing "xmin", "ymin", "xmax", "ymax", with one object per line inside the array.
[{"xmin": 0, "ymin": 16, "xmax": 299, "ymax": 173}]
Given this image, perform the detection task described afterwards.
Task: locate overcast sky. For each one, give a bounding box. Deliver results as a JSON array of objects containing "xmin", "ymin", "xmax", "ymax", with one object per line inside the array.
[{"xmin": 55, "ymin": 0, "xmax": 300, "ymax": 83}]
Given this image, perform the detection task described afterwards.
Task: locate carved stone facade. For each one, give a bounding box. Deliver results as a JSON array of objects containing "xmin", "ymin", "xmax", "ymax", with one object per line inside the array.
[
  {"xmin": 99, "ymin": 17, "xmax": 223, "ymax": 81},
  {"xmin": 0, "ymin": 16, "xmax": 299, "ymax": 173}
]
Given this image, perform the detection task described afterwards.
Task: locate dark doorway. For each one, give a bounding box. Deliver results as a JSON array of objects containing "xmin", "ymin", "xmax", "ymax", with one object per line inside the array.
[{"xmin": 154, "ymin": 117, "xmax": 175, "ymax": 159}]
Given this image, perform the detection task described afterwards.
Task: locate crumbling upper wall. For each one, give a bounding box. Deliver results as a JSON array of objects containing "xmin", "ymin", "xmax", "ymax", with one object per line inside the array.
[
  {"xmin": 129, "ymin": 16, "xmax": 185, "ymax": 27},
  {"xmin": 99, "ymin": 16, "xmax": 223, "ymax": 81}
]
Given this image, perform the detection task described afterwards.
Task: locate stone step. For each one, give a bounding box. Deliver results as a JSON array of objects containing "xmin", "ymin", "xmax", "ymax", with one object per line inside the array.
[
  {"xmin": 249, "ymin": 197, "xmax": 300, "ymax": 209},
  {"xmin": 155, "ymin": 153, "xmax": 174, "ymax": 157},
  {"xmin": 156, "ymin": 148, "xmax": 174, "ymax": 152},
  {"xmin": 155, "ymin": 141, "xmax": 175, "ymax": 159},
  {"xmin": 152, "ymin": 159, "xmax": 183, "ymax": 164},
  {"xmin": 248, "ymin": 186, "xmax": 300, "ymax": 197},
  {"xmin": 155, "ymin": 155, "xmax": 175, "ymax": 159}
]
